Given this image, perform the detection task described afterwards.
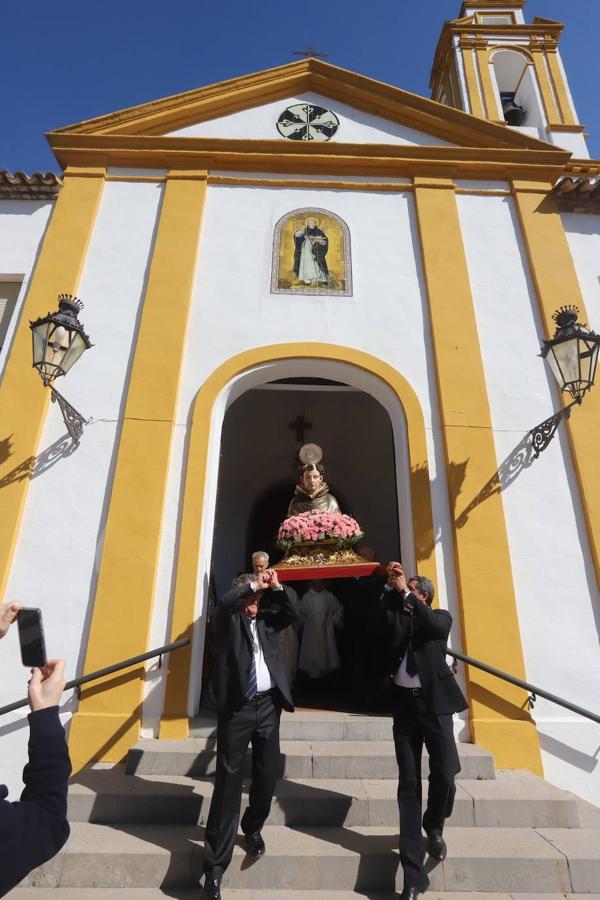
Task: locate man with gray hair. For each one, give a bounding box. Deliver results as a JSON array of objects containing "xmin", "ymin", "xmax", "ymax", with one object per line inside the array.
[
  {"xmin": 369, "ymin": 563, "xmax": 467, "ymax": 900},
  {"xmin": 251, "ymin": 551, "xmax": 269, "ymax": 574}
]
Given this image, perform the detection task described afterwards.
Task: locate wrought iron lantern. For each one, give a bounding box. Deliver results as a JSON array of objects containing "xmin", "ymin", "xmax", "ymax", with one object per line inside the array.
[
  {"xmin": 30, "ymin": 294, "xmax": 92, "ymax": 445},
  {"xmin": 526, "ymin": 306, "xmax": 600, "ymax": 457},
  {"xmin": 540, "ymin": 306, "xmax": 600, "ymax": 404}
]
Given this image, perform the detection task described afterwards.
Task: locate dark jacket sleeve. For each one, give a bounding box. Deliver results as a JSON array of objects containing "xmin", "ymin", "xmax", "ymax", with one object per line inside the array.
[
  {"xmin": 213, "ymin": 583, "xmax": 255, "ymax": 635},
  {"xmin": 368, "ymin": 585, "xmax": 411, "ymax": 668},
  {"xmin": 410, "ymin": 596, "xmax": 452, "ymax": 641},
  {"xmin": 0, "ymin": 706, "xmax": 71, "ymax": 897},
  {"xmin": 261, "ymin": 585, "xmax": 300, "ymax": 633}
]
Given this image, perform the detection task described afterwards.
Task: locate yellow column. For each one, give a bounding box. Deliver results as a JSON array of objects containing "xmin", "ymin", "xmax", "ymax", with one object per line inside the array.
[
  {"xmin": 68, "ymin": 169, "xmax": 207, "ymax": 771},
  {"xmin": 413, "ymin": 177, "xmax": 542, "ymax": 773},
  {"xmin": 545, "ymin": 47, "xmax": 577, "ymax": 126},
  {"xmin": 513, "ymin": 181, "xmax": 600, "ymax": 589},
  {"xmin": 475, "ymin": 42, "xmax": 501, "ymax": 121},
  {"xmin": 459, "ymin": 39, "xmax": 485, "ymax": 118},
  {"xmin": 530, "ymin": 45, "xmax": 561, "ymax": 126},
  {"xmin": 0, "ymin": 168, "xmax": 105, "ymax": 598}
]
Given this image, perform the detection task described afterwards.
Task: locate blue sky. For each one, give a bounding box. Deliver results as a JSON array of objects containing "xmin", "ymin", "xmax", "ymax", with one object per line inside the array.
[{"xmin": 2, "ymin": 0, "xmax": 598, "ymax": 173}]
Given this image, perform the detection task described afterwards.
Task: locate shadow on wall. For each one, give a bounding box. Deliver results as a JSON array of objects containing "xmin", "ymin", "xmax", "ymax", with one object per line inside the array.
[
  {"xmin": 412, "ymin": 405, "xmax": 575, "ymax": 566},
  {"xmin": 0, "ymin": 432, "xmax": 76, "ymax": 490},
  {"xmin": 538, "ymin": 731, "xmax": 600, "ymax": 774}
]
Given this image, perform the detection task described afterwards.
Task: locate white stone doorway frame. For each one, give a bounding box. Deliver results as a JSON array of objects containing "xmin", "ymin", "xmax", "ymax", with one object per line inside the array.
[{"xmin": 187, "ymin": 357, "xmax": 417, "ymax": 717}]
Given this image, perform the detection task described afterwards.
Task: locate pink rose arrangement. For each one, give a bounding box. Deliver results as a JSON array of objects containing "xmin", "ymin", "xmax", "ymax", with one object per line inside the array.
[{"xmin": 277, "ymin": 510, "xmax": 364, "ymax": 552}]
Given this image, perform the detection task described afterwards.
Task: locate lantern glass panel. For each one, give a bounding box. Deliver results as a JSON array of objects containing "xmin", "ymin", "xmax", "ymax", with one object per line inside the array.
[
  {"xmin": 550, "ymin": 338, "xmax": 580, "ymax": 390},
  {"xmin": 31, "ymin": 321, "xmax": 51, "ymax": 367},
  {"xmin": 43, "ymin": 322, "xmax": 70, "ymax": 380},
  {"xmin": 579, "ymin": 337, "xmax": 600, "ymax": 387},
  {"xmin": 60, "ymin": 331, "xmax": 88, "ymax": 375}
]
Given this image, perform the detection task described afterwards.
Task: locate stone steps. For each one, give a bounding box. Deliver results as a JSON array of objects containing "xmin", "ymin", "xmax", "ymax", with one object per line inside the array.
[
  {"xmin": 11, "ymin": 892, "xmax": 600, "ymax": 900},
  {"xmin": 126, "ymin": 738, "xmax": 495, "ymax": 780},
  {"xmin": 68, "ymin": 766, "xmax": 580, "ymax": 828},
  {"xmin": 18, "ymin": 823, "xmax": 600, "ymax": 892},
  {"xmin": 18, "ymin": 711, "xmax": 600, "ymax": 896},
  {"xmin": 190, "ymin": 711, "xmax": 405, "ymax": 741}
]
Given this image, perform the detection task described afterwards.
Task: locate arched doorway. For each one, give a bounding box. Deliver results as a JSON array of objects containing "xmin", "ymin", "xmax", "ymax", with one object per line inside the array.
[{"xmin": 159, "ymin": 347, "xmax": 438, "ymax": 733}]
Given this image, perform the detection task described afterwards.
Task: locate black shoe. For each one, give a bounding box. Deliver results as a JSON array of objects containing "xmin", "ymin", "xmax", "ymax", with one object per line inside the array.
[
  {"xmin": 426, "ymin": 829, "xmax": 447, "ymax": 861},
  {"xmin": 243, "ymin": 829, "xmax": 265, "ymax": 857},
  {"xmin": 399, "ymin": 888, "xmax": 423, "ymax": 900},
  {"xmin": 201, "ymin": 874, "xmax": 221, "ymax": 900}
]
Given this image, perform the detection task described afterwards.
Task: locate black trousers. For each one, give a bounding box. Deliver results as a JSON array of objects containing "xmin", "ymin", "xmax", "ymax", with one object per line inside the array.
[
  {"xmin": 203, "ymin": 692, "xmax": 281, "ymax": 877},
  {"xmin": 392, "ymin": 688, "xmax": 460, "ymax": 889}
]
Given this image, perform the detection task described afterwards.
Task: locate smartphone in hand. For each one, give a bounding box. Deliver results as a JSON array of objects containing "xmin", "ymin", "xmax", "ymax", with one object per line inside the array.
[{"xmin": 17, "ymin": 608, "xmax": 48, "ymax": 668}]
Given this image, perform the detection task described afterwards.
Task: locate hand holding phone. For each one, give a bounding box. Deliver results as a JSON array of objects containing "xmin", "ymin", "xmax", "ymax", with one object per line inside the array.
[
  {"xmin": 17, "ymin": 608, "xmax": 47, "ymax": 669},
  {"xmin": 0, "ymin": 602, "xmax": 22, "ymax": 640},
  {"xmin": 28, "ymin": 660, "xmax": 66, "ymax": 712}
]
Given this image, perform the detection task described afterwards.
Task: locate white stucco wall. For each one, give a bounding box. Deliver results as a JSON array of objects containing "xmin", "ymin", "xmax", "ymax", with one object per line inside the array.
[
  {"xmin": 0, "ymin": 199, "xmax": 53, "ymax": 378},
  {"xmin": 1, "ymin": 180, "xmax": 163, "ymax": 795},
  {"xmin": 167, "ymin": 91, "xmax": 454, "ymax": 146},
  {"xmin": 458, "ymin": 192, "xmax": 600, "ymax": 806}
]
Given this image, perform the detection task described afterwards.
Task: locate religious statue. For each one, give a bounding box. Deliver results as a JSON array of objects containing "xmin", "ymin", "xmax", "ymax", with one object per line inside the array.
[
  {"xmin": 287, "ymin": 444, "xmax": 340, "ymax": 516},
  {"xmin": 293, "ymin": 218, "xmax": 329, "ymax": 286},
  {"xmin": 275, "ymin": 442, "xmax": 369, "ymax": 573}
]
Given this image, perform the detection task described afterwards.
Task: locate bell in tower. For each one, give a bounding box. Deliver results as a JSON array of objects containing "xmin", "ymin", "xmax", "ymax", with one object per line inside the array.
[{"xmin": 429, "ymin": 0, "xmax": 589, "ymax": 157}]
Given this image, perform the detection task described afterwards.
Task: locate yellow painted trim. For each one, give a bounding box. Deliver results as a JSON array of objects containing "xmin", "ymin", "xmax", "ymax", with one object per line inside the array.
[
  {"xmin": 413, "ymin": 177, "xmax": 542, "ymax": 773},
  {"xmin": 475, "ymin": 44, "xmax": 500, "ymax": 121},
  {"xmin": 159, "ymin": 344, "xmax": 439, "ymax": 740},
  {"xmin": 547, "ymin": 124, "xmax": 585, "ymax": 134},
  {"xmin": 0, "ymin": 168, "xmax": 105, "ymax": 598},
  {"xmin": 474, "ymin": 11, "xmax": 517, "ymax": 24},
  {"xmin": 48, "ymin": 139, "xmax": 569, "ymax": 185},
  {"xmin": 67, "ymin": 169, "xmax": 207, "ymax": 772},
  {"xmin": 448, "ymin": 56, "xmax": 462, "ymax": 110},
  {"xmin": 512, "ymin": 181, "xmax": 600, "ymax": 592},
  {"xmin": 455, "ymin": 188, "xmax": 511, "ymax": 196},
  {"xmin": 106, "ymin": 175, "xmax": 167, "ymax": 183},
  {"xmin": 460, "ymin": 43, "xmax": 485, "ymax": 118},
  {"xmin": 207, "ymin": 175, "xmax": 510, "ymax": 196},
  {"xmin": 545, "ymin": 49, "xmax": 577, "ymax": 126},
  {"xmin": 488, "ymin": 44, "xmax": 534, "ymax": 65},
  {"xmin": 209, "ymin": 175, "xmax": 413, "ymax": 191},
  {"xmin": 530, "ymin": 47, "xmax": 561, "ymax": 126}
]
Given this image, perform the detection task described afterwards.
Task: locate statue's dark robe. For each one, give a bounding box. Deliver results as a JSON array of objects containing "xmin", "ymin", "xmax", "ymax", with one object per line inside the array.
[
  {"xmin": 293, "ymin": 227, "xmax": 329, "ymax": 277},
  {"xmin": 287, "ymin": 482, "xmax": 340, "ymax": 517}
]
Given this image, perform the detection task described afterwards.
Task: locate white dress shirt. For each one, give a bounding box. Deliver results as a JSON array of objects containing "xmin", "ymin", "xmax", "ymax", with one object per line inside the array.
[
  {"xmin": 247, "ymin": 615, "xmax": 275, "ymax": 692},
  {"xmin": 385, "ymin": 585, "xmax": 422, "ymax": 688}
]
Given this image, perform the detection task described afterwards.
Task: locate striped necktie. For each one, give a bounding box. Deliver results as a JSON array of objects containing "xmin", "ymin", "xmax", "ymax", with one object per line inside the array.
[{"xmin": 245, "ymin": 621, "xmax": 258, "ymax": 701}]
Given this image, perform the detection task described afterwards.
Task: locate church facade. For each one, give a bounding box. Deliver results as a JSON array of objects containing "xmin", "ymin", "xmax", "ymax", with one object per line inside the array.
[{"xmin": 1, "ymin": 0, "xmax": 599, "ymax": 805}]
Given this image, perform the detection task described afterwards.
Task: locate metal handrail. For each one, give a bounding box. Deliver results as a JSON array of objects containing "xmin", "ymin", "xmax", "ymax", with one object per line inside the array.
[
  {"xmin": 1, "ymin": 634, "xmax": 596, "ymax": 726},
  {"xmin": 0, "ymin": 637, "xmax": 190, "ymax": 718},
  {"xmin": 447, "ymin": 648, "xmax": 600, "ymax": 724}
]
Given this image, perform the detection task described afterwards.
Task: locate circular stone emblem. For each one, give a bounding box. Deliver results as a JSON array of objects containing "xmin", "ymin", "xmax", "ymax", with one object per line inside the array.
[{"xmin": 276, "ymin": 104, "xmax": 340, "ymax": 141}]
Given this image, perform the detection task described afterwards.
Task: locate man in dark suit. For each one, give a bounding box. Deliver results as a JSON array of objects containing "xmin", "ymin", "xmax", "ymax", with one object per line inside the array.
[
  {"xmin": 201, "ymin": 567, "xmax": 299, "ymax": 900},
  {"xmin": 370, "ymin": 563, "xmax": 468, "ymax": 899}
]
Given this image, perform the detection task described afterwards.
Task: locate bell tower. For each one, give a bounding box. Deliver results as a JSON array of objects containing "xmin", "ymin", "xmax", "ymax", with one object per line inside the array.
[{"xmin": 430, "ymin": 0, "xmax": 588, "ymax": 157}]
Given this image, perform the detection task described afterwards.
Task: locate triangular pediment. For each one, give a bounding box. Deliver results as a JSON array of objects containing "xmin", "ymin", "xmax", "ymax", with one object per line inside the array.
[{"xmin": 49, "ymin": 58, "xmax": 557, "ymax": 153}]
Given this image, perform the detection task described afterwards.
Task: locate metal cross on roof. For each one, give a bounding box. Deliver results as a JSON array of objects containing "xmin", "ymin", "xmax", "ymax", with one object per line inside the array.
[{"xmin": 293, "ymin": 46, "xmax": 328, "ymax": 60}]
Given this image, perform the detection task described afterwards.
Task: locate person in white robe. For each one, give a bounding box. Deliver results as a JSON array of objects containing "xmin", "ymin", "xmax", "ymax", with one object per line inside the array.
[{"xmin": 298, "ymin": 580, "xmax": 344, "ymax": 679}]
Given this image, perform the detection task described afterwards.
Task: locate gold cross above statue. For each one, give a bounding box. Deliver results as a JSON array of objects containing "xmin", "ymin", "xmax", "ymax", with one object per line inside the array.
[{"xmin": 289, "ymin": 414, "xmax": 312, "ymax": 442}]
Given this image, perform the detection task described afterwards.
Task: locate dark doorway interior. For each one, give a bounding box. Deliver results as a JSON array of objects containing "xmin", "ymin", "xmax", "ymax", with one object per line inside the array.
[{"xmin": 203, "ymin": 382, "xmax": 400, "ymax": 713}]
